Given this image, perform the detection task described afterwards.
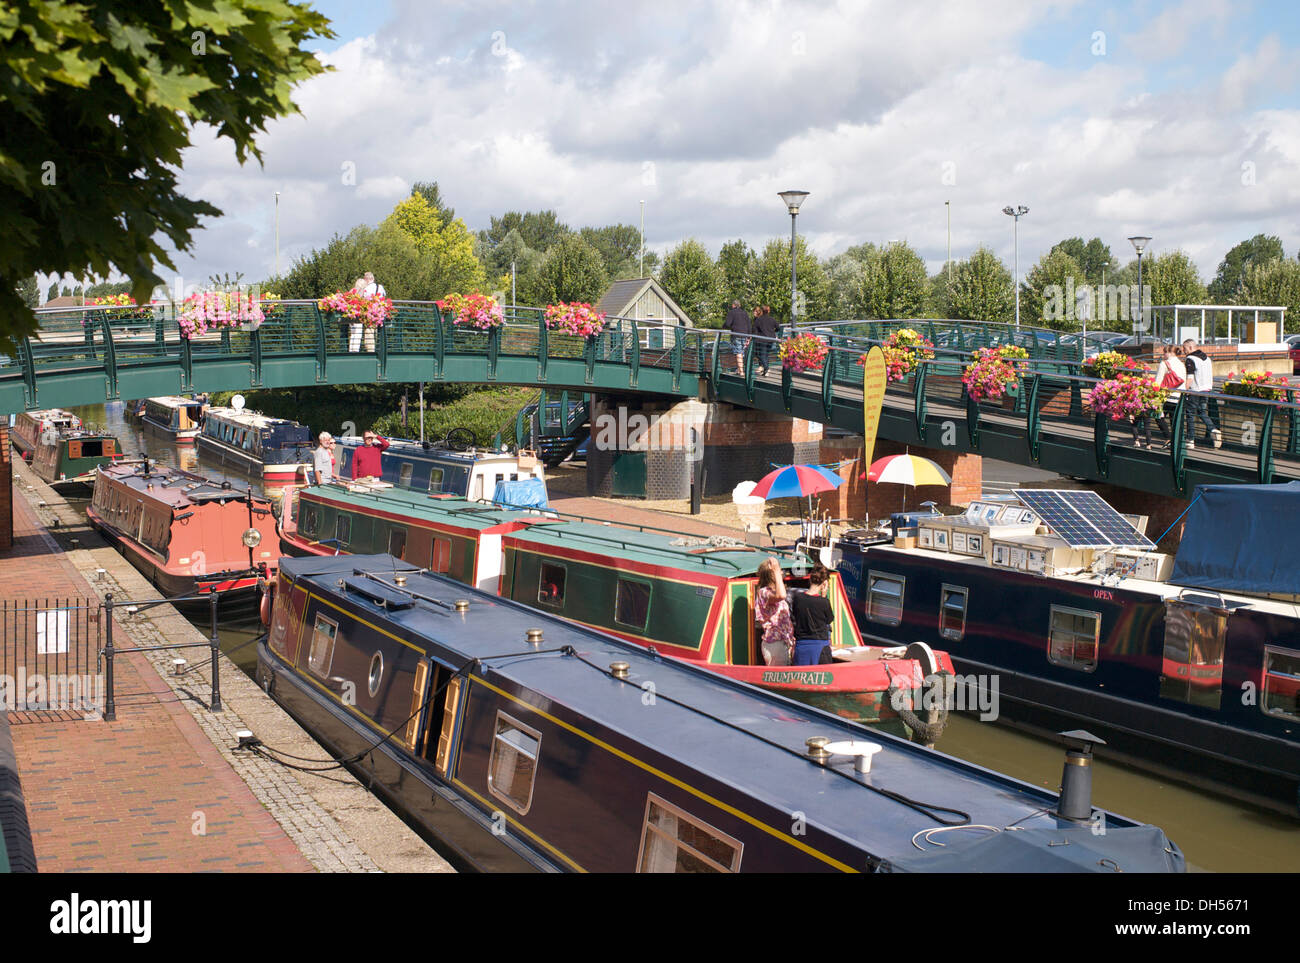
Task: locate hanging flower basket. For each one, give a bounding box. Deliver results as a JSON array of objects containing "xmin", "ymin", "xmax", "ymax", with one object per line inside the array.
[
  {"xmin": 1082, "ymin": 350, "xmax": 1146, "ymax": 381},
  {"xmin": 961, "ymin": 345, "xmax": 1028, "ymax": 402},
  {"xmin": 179, "ymin": 290, "xmax": 267, "ymax": 339},
  {"xmin": 544, "ymin": 301, "xmax": 607, "ymax": 338},
  {"xmin": 436, "ymin": 292, "xmax": 504, "ymax": 330},
  {"xmin": 318, "ymin": 290, "xmax": 392, "ymax": 329},
  {"xmin": 779, "ymin": 333, "xmax": 829, "ymax": 373},
  {"xmin": 1086, "ymin": 373, "xmax": 1168, "ymax": 421},
  {"xmin": 1221, "ymin": 370, "xmax": 1288, "ymax": 401},
  {"xmin": 858, "ymin": 327, "xmax": 936, "ymax": 382}
]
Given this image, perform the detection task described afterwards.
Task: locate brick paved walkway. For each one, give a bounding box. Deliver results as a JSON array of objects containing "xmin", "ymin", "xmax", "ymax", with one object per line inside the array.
[{"xmin": 3, "ymin": 494, "xmax": 312, "ymax": 872}]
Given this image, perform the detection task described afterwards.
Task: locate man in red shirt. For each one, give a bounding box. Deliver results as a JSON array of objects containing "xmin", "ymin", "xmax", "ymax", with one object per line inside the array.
[{"xmin": 351, "ymin": 430, "xmax": 390, "ymax": 479}]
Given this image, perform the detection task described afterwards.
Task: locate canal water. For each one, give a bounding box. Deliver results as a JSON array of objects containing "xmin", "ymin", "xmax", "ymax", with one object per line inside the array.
[{"xmin": 66, "ymin": 400, "xmax": 1300, "ymax": 873}]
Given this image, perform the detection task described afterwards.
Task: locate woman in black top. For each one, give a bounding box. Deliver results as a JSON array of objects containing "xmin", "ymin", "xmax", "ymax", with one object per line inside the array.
[{"xmin": 788, "ymin": 565, "xmax": 835, "ymax": 665}]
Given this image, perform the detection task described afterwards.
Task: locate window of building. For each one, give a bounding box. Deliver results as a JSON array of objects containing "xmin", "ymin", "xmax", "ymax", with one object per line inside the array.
[
  {"xmin": 637, "ymin": 793, "xmax": 742, "ymax": 873},
  {"xmin": 939, "ymin": 584, "xmax": 968, "ymax": 641},
  {"xmin": 1048, "ymin": 606, "xmax": 1100, "ymax": 672},
  {"xmin": 487, "ymin": 712, "xmax": 541, "ymax": 814},
  {"xmin": 538, "ymin": 563, "xmax": 566, "ymax": 607},
  {"xmin": 866, "ymin": 571, "xmax": 905, "ymax": 625},
  {"xmin": 615, "ymin": 577, "xmax": 652, "ymax": 631},
  {"xmin": 1263, "ymin": 646, "xmax": 1300, "ymax": 722},
  {"xmin": 307, "ymin": 615, "xmax": 338, "ymax": 677}
]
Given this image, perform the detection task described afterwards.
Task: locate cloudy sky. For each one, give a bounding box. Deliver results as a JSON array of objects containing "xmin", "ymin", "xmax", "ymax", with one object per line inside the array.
[{"xmin": 166, "ymin": 0, "xmax": 1300, "ymax": 288}]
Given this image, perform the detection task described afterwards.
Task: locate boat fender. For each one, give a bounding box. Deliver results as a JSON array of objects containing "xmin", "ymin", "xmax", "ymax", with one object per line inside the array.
[
  {"xmin": 889, "ymin": 657, "xmax": 951, "ymax": 748},
  {"xmin": 259, "ymin": 579, "xmax": 275, "ymax": 627}
]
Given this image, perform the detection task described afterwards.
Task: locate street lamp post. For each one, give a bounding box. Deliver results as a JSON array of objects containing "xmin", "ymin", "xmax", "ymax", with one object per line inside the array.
[
  {"xmin": 1002, "ymin": 205, "xmax": 1029, "ymax": 329},
  {"xmin": 779, "ymin": 190, "xmax": 809, "ymax": 322},
  {"xmin": 945, "ymin": 200, "xmax": 951, "ymax": 282},
  {"xmin": 274, "ymin": 191, "xmax": 281, "ymax": 280},
  {"xmin": 1128, "ymin": 235, "xmax": 1151, "ymax": 339}
]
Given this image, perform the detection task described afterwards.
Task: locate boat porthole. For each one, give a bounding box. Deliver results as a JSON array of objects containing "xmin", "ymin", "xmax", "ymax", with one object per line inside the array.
[{"xmin": 368, "ymin": 652, "xmax": 384, "ymax": 697}]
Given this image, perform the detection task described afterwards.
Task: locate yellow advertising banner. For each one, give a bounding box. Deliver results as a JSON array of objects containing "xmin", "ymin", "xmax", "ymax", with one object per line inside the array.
[{"xmin": 861, "ymin": 345, "xmax": 887, "ymax": 465}]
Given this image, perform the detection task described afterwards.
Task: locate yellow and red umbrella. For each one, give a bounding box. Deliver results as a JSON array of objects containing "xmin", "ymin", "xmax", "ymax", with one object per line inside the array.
[{"xmin": 866, "ymin": 454, "xmax": 951, "ymax": 486}]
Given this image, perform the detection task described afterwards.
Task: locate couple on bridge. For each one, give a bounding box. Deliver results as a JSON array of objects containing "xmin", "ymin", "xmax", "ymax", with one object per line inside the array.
[{"xmin": 724, "ymin": 302, "xmax": 780, "ymax": 376}]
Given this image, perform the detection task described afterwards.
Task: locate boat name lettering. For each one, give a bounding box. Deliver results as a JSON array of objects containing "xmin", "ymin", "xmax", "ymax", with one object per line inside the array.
[{"xmin": 761, "ymin": 670, "xmax": 833, "ymax": 686}]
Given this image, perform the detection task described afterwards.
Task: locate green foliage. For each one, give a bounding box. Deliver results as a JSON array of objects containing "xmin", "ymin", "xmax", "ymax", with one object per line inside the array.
[
  {"xmin": 746, "ymin": 237, "xmax": 830, "ymax": 323},
  {"xmin": 411, "ymin": 181, "xmax": 454, "ymax": 225},
  {"xmin": 212, "ymin": 382, "xmax": 473, "ymax": 441},
  {"xmin": 579, "ymin": 224, "xmax": 642, "ymax": 279},
  {"xmin": 715, "ymin": 239, "xmax": 756, "ymax": 312},
  {"xmin": 824, "ymin": 251, "xmax": 869, "ymax": 320},
  {"xmin": 856, "ymin": 242, "xmax": 929, "ymax": 319},
  {"xmin": 383, "ymin": 191, "xmax": 486, "ymax": 294},
  {"xmin": 1049, "ymin": 237, "xmax": 1116, "ymax": 286},
  {"xmin": 522, "ymin": 233, "xmax": 609, "ymax": 305},
  {"xmin": 45, "ymin": 281, "xmax": 57, "ymax": 302},
  {"xmin": 0, "ymin": 0, "xmax": 333, "ymax": 349},
  {"xmin": 1237, "ymin": 258, "xmax": 1300, "ymax": 319},
  {"xmin": 1143, "ymin": 250, "xmax": 1207, "ymax": 307},
  {"xmin": 925, "ymin": 270, "xmax": 952, "ymax": 317},
  {"xmin": 480, "ymin": 210, "xmax": 570, "ymax": 252},
  {"xmin": 369, "ymin": 386, "xmax": 536, "ymax": 447},
  {"xmin": 1209, "ymin": 234, "xmax": 1286, "ymax": 301},
  {"xmin": 657, "ymin": 239, "xmax": 721, "ymax": 327},
  {"xmin": 15, "ymin": 275, "xmax": 37, "ymax": 309},
  {"xmin": 947, "ymin": 247, "xmax": 1014, "ymax": 324},
  {"xmin": 1020, "ymin": 248, "xmax": 1084, "ymax": 331}
]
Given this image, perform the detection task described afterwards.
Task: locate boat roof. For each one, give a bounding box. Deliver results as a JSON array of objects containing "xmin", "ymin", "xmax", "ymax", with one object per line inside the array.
[
  {"xmin": 281, "ymin": 553, "xmax": 1181, "ymax": 871},
  {"xmin": 301, "ymin": 485, "xmax": 782, "ymax": 574},
  {"xmin": 21, "ymin": 409, "xmax": 78, "ymax": 422},
  {"xmin": 99, "ymin": 461, "xmax": 271, "ymax": 508},
  {"xmin": 145, "ymin": 396, "xmax": 205, "ymax": 408},
  {"xmin": 204, "ymin": 406, "xmax": 302, "ymax": 429},
  {"xmin": 336, "ymin": 436, "xmax": 522, "ymax": 465}
]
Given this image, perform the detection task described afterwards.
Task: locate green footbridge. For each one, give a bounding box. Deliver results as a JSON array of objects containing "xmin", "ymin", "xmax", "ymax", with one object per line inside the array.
[{"xmin": 6, "ymin": 302, "xmax": 1298, "ymax": 498}]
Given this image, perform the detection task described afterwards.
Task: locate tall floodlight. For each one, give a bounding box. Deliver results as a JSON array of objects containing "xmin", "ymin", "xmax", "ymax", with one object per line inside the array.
[
  {"xmin": 1128, "ymin": 235, "xmax": 1151, "ymax": 338},
  {"xmin": 779, "ymin": 190, "xmax": 810, "ymax": 321},
  {"xmin": 1002, "ymin": 205, "xmax": 1029, "ymax": 329}
]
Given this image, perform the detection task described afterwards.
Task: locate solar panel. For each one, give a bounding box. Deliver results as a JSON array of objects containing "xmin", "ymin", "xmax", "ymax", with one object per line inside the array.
[{"xmin": 1013, "ymin": 489, "xmax": 1156, "ymax": 550}]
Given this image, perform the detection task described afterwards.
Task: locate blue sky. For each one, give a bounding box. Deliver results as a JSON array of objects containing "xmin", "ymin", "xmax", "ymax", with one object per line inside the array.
[{"xmin": 145, "ymin": 0, "xmax": 1300, "ymax": 292}]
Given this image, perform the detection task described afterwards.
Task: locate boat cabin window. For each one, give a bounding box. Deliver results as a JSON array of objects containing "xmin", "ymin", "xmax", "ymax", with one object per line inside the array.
[
  {"xmin": 399, "ymin": 463, "xmax": 413, "ymax": 487},
  {"xmin": 335, "ymin": 514, "xmax": 351, "ymax": 548},
  {"xmin": 939, "ymin": 584, "xmax": 968, "ymax": 641},
  {"xmin": 537, "ymin": 562, "xmax": 566, "ymax": 607},
  {"xmin": 866, "ymin": 571, "xmax": 905, "ymax": 626},
  {"xmin": 428, "ymin": 467, "xmax": 446, "ymax": 493},
  {"xmin": 487, "ymin": 712, "xmax": 541, "ymax": 815},
  {"xmin": 1047, "ymin": 606, "xmax": 1100, "ymax": 672},
  {"xmin": 300, "ymin": 504, "xmax": 318, "ymax": 537},
  {"xmin": 388, "ymin": 526, "xmax": 407, "ymax": 560},
  {"xmin": 637, "ymin": 793, "xmax": 742, "ymax": 873},
  {"xmin": 367, "ymin": 652, "xmax": 384, "ymax": 697},
  {"xmin": 1262, "ymin": 646, "xmax": 1300, "ymax": 722},
  {"xmin": 79, "ymin": 440, "xmax": 105, "ymax": 458},
  {"xmin": 307, "ymin": 614, "xmax": 338, "ymax": 677},
  {"xmin": 615, "ymin": 577, "xmax": 652, "ymax": 632}
]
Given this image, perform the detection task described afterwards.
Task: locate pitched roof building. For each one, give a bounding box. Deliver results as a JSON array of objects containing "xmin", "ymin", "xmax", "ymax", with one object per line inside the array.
[{"xmin": 595, "ymin": 278, "xmax": 694, "ymax": 327}]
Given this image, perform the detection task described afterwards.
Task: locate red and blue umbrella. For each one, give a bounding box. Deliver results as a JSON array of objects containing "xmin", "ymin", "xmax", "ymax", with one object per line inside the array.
[{"xmin": 751, "ymin": 464, "xmax": 844, "ymax": 500}]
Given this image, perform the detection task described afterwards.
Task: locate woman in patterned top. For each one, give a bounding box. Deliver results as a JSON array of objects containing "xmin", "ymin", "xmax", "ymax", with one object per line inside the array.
[{"xmin": 755, "ymin": 557, "xmax": 795, "ymax": 666}]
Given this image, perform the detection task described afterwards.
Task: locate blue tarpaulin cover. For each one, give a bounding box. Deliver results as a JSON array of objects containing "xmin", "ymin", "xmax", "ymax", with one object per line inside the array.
[
  {"xmin": 1169, "ymin": 481, "xmax": 1300, "ymax": 594},
  {"xmin": 491, "ymin": 477, "xmax": 549, "ymax": 510}
]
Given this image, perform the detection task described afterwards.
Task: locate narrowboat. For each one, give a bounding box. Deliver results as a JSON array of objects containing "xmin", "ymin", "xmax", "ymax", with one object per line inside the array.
[
  {"xmin": 30, "ymin": 426, "xmax": 125, "ymax": 497},
  {"xmin": 255, "ymin": 552, "xmax": 1186, "ymax": 873},
  {"xmin": 123, "ymin": 399, "xmax": 147, "ymax": 424},
  {"xmin": 197, "ymin": 406, "xmax": 313, "ymax": 482},
  {"xmin": 87, "ymin": 460, "xmax": 281, "ymax": 606},
  {"xmin": 10, "ymin": 409, "xmax": 81, "ymax": 462},
  {"xmin": 831, "ymin": 484, "xmax": 1300, "ymax": 813},
  {"xmin": 277, "ymin": 482, "xmax": 955, "ymax": 737},
  {"xmin": 334, "ymin": 434, "xmax": 547, "ymax": 501},
  {"xmin": 140, "ymin": 396, "xmax": 206, "ymax": 443}
]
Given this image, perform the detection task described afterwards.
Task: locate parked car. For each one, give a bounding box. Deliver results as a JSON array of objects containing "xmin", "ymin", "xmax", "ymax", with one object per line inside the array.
[{"xmin": 1288, "ymin": 333, "xmax": 1300, "ymax": 373}]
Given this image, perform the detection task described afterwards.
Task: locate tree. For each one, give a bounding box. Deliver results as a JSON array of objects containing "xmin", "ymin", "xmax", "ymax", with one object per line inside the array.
[
  {"xmin": 0, "ymin": 0, "xmax": 332, "ymax": 349},
  {"xmin": 824, "ymin": 251, "xmax": 870, "ymax": 320},
  {"xmin": 657, "ymin": 240, "xmax": 721, "ymax": 327},
  {"xmin": 1049, "ymin": 237, "xmax": 1116, "ymax": 287},
  {"xmin": 746, "ymin": 237, "xmax": 831, "ymax": 324},
  {"xmin": 857, "ymin": 242, "xmax": 928, "ymax": 320},
  {"xmin": 1238, "ymin": 258, "xmax": 1300, "ymax": 320},
  {"xmin": 484, "ymin": 229, "xmax": 541, "ymax": 298},
  {"xmin": 1144, "ymin": 250, "xmax": 1207, "ymax": 309},
  {"xmin": 15, "ymin": 275, "xmax": 37, "ymax": 310},
  {"xmin": 947, "ymin": 247, "xmax": 1014, "ymax": 324},
  {"xmin": 1020, "ymin": 248, "xmax": 1085, "ymax": 331},
  {"xmin": 480, "ymin": 210, "xmax": 570, "ymax": 252},
  {"xmin": 45, "ymin": 281, "xmax": 57, "ymax": 303},
  {"xmin": 924, "ymin": 270, "xmax": 952, "ymax": 318},
  {"xmin": 523, "ymin": 233, "xmax": 608, "ymax": 305},
  {"xmin": 383, "ymin": 191, "xmax": 486, "ymax": 296},
  {"xmin": 1209, "ymin": 234, "xmax": 1286, "ymax": 302},
  {"xmin": 411, "ymin": 181, "xmax": 455, "ymax": 225},
  {"xmin": 715, "ymin": 239, "xmax": 756, "ymax": 311},
  {"xmin": 579, "ymin": 225, "xmax": 642, "ymax": 279}
]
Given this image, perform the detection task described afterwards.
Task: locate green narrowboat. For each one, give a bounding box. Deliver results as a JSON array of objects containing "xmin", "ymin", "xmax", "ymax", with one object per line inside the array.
[
  {"xmin": 31, "ymin": 427, "xmax": 125, "ymax": 496},
  {"xmin": 280, "ymin": 481, "xmax": 956, "ymax": 737}
]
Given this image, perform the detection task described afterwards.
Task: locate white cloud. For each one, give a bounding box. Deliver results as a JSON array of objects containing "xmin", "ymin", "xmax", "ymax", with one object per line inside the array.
[{"xmin": 163, "ymin": 0, "xmax": 1300, "ymax": 292}]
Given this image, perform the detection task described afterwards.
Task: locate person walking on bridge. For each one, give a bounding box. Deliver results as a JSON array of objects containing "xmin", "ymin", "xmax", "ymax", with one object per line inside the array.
[
  {"xmin": 723, "ymin": 300, "xmax": 751, "ymax": 372},
  {"xmin": 753, "ymin": 304, "xmax": 779, "ymax": 375}
]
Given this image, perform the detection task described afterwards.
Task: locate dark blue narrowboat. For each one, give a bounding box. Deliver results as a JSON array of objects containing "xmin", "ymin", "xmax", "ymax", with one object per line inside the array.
[
  {"xmin": 256, "ymin": 553, "xmax": 1185, "ymax": 872},
  {"xmin": 334, "ymin": 436, "xmax": 545, "ymax": 500},
  {"xmin": 830, "ymin": 485, "xmax": 1300, "ymax": 813}
]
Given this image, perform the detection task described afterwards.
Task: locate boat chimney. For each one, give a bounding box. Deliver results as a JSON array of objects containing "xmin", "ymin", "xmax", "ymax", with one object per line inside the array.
[{"xmin": 1057, "ymin": 729, "xmax": 1105, "ymax": 821}]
